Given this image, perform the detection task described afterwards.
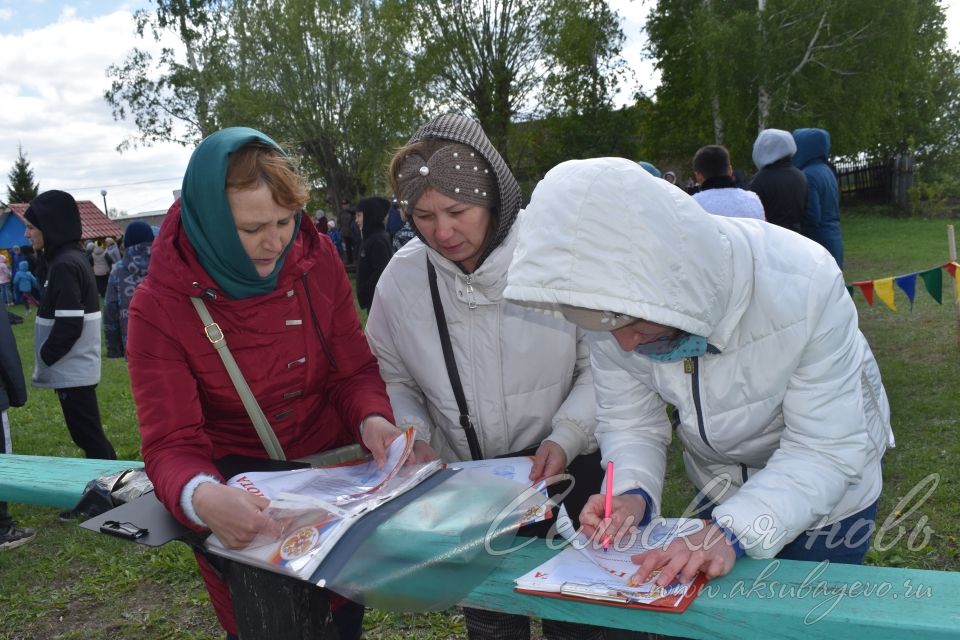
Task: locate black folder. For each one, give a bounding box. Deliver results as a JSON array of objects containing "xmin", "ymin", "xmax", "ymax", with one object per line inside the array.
[{"xmin": 80, "ymin": 455, "xmax": 309, "ymax": 547}]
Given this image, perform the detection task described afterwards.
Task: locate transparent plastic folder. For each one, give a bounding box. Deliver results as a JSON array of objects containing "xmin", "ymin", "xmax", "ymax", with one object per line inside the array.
[{"xmin": 325, "ymin": 466, "xmax": 554, "ymax": 611}]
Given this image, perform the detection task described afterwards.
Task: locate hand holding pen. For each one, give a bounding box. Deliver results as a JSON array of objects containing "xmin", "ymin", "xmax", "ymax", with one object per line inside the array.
[{"xmin": 578, "ymin": 471, "xmax": 647, "ymax": 549}]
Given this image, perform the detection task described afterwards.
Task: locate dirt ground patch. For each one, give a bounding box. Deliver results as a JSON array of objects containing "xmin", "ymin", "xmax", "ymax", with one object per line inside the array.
[{"xmin": 5, "ymin": 580, "xmax": 221, "ymax": 640}]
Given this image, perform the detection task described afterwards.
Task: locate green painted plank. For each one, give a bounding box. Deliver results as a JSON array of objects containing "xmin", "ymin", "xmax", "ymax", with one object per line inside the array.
[
  {"xmin": 461, "ymin": 538, "xmax": 960, "ymax": 638},
  {"xmin": 0, "ymin": 454, "xmax": 143, "ymax": 508}
]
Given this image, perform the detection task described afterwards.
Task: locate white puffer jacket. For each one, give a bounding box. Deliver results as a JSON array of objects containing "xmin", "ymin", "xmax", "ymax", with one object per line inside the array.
[
  {"xmin": 364, "ymin": 229, "xmax": 597, "ymax": 464},
  {"xmin": 504, "ymin": 157, "xmax": 893, "ymax": 558}
]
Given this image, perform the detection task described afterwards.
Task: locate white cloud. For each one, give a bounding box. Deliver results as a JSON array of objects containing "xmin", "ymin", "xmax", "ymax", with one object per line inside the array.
[
  {"xmin": 0, "ymin": 9, "xmax": 13, "ymax": 21},
  {"xmin": 0, "ymin": 9, "xmax": 192, "ymax": 215}
]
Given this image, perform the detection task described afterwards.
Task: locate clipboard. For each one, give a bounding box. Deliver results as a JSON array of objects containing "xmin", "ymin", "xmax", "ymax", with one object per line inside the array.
[
  {"xmin": 515, "ymin": 572, "xmax": 708, "ymax": 613},
  {"xmin": 80, "ymin": 491, "xmax": 192, "ymax": 547}
]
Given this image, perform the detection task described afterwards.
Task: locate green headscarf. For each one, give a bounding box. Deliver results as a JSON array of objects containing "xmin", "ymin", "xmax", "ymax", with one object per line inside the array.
[{"xmin": 180, "ymin": 127, "xmax": 302, "ymax": 300}]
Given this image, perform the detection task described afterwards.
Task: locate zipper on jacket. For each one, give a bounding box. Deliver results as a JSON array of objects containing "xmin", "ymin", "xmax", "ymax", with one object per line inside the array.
[
  {"xmin": 690, "ymin": 356, "xmax": 715, "ymax": 452},
  {"xmin": 463, "ymin": 275, "xmax": 477, "ymax": 309}
]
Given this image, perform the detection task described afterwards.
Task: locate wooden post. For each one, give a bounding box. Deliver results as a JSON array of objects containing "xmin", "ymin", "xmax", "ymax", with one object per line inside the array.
[{"xmin": 949, "ymin": 225, "xmax": 959, "ymax": 352}]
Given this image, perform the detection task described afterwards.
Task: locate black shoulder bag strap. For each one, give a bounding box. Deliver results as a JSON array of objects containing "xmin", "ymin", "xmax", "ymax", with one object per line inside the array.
[{"xmin": 427, "ymin": 257, "xmax": 484, "ymax": 461}]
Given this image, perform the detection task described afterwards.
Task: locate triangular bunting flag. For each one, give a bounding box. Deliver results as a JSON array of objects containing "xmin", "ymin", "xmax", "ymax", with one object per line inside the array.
[
  {"xmin": 874, "ymin": 277, "xmax": 897, "ymax": 311},
  {"xmin": 894, "ymin": 274, "xmax": 917, "ymax": 309},
  {"xmin": 846, "ymin": 285, "xmax": 854, "ymax": 299},
  {"xmin": 947, "ymin": 262, "xmax": 957, "ymax": 278},
  {"xmin": 919, "ymin": 268, "xmax": 943, "ymax": 304},
  {"xmin": 852, "ymin": 280, "xmax": 875, "ymax": 306}
]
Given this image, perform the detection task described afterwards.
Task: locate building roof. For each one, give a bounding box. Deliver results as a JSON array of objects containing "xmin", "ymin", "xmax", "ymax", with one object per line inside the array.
[{"xmin": 8, "ymin": 200, "xmax": 123, "ymax": 240}]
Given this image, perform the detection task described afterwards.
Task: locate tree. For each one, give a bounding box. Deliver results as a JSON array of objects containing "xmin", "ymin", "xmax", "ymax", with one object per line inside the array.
[
  {"xmin": 509, "ymin": 103, "xmax": 650, "ymax": 194},
  {"xmin": 104, "ymin": 0, "xmax": 424, "ymax": 204},
  {"xmin": 105, "ymin": 0, "xmax": 629, "ymax": 199},
  {"xmin": 540, "ymin": 0, "xmax": 627, "ymax": 115},
  {"xmin": 643, "ymin": 0, "xmax": 960, "ymax": 172},
  {"xmin": 7, "ymin": 144, "xmax": 39, "ymax": 204},
  {"xmin": 104, "ymin": 0, "xmax": 232, "ymax": 150},
  {"xmin": 411, "ymin": 0, "xmax": 626, "ymax": 156},
  {"xmin": 503, "ymin": 0, "xmax": 635, "ymax": 175},
  {"xmin": 224, "ymin": 0, "xmax": 424, "ymax": 203}
]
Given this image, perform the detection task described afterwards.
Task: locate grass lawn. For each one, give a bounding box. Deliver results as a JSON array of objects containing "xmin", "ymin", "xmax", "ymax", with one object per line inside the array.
[{"xmin": 1, "ymin": 205, "xmax": 958, "ymax": 638}]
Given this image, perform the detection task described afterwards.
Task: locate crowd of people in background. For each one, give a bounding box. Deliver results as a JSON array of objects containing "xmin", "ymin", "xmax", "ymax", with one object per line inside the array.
[
  {"xmin": 637, "ymin": 126, "xmax": 844, "ymax": 268},
  {"xmin": 285, "ymin": 124, "xmax": 845, "ymax": 316}
]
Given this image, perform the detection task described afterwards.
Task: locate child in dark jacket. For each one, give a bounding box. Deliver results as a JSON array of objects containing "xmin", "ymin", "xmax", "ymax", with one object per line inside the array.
[
  {"xmin": 23, "ymin": 190, "xmax": 116, "ymax": 462},
  {"xmin": 11, "ymin": 262, "xmax": 39, "ymax": 312}
]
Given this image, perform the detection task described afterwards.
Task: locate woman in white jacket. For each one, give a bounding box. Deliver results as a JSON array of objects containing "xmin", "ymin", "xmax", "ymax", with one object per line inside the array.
[
  {"xmin": 364, "ymin": 114, "xmax": 601, "ymax": 640},
  {"xmin": 504, "ymin": 157, "xmax": 894, "ymax": 590}
]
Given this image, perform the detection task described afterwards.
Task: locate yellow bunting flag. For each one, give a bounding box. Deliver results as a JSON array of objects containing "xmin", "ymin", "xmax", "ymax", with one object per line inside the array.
[
  {"xmin": 953, "ymin": 262, "xmax": 960, "ymax": 299},
  {"xmin": 873, "ymin": 277, "xmax": 896, "ymax": 311}
]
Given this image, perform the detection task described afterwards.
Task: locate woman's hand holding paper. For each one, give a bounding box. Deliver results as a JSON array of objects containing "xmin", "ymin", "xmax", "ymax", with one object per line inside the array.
[
  {"xmin": 360, "ymin": 414, "xmax": 405, "ymax": 467},
  {"xmin": 529, "ymin": 441, "xmax": 567, "ymax": 483},
  {"xmin": 193, "ymin": 483, "xmax": 279, "ymax": 549},
  {"xmin": 579, "ymin": 492, "xmax": 647, "ymax": 545}
]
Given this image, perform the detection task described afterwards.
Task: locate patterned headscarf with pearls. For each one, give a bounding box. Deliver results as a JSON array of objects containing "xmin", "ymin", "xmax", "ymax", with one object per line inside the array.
[
  {"xmin": 396, "ymin": 143, "xmax": 496, "ymax": 212},
  {"xmin": 393, "ymin": 113, "xmax": 523, "ymax": 269}
]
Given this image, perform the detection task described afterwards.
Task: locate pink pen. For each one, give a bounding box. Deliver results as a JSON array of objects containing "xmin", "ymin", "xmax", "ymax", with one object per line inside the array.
[{"xmin": 602, "ymin": 460, "xmax": 614, "ymax": 551}]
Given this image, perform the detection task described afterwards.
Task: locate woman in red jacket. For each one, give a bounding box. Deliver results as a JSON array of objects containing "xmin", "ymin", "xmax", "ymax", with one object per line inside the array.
[{"xmin": 126, "ymin": 127, "xmax": 403, "ymax": 639}]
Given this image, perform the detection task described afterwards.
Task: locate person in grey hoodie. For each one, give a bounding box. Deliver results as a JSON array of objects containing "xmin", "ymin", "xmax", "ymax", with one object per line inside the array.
[
  {"xmin": 793, "ymin": 127, "xmax": 843, "ymax": 269},
  {"xmin": 748, "ymin": 128, "xmax": 808, "ymax": 233},
  {"xmin": 23, "ymin": 190, "xmax": 116, "ymax": 461}
]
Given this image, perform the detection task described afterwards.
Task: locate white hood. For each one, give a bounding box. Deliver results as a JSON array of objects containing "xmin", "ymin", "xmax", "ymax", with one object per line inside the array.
[
  {"xmin": 505, "ymin": 157, "xmax": 735, "ymax": 340},
  {"xmin": 506, "ymin": 157, "xmax": 892, "ymax": 557}
]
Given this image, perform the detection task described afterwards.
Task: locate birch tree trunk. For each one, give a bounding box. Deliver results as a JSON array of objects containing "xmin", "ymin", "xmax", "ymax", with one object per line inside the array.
[{"xmin": 756, "ymin": 0, "xmax": 769, "ymax": 132}]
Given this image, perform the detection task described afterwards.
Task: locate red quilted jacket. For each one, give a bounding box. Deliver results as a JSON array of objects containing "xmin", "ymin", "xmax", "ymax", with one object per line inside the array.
[{"xmin": 127, "ymin": 201, "xmax": 393, "ymax": 633}]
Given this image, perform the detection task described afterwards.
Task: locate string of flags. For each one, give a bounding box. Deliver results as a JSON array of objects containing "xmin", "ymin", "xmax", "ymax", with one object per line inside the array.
[{"xmin": 846, "ymin": 261, "xmax": 960, "ymax": 312}]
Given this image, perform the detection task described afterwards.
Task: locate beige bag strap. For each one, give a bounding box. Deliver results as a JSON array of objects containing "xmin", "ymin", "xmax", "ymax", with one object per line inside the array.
[{"xmin": 190, "ymin": 297, "xmax": 286, "ymax": 461}]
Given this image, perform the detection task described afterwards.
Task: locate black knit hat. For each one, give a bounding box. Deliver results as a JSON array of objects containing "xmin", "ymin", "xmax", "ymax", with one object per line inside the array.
[{"xmin": 123, "ymin": 221, "xmax": 154, "ymax": 247}]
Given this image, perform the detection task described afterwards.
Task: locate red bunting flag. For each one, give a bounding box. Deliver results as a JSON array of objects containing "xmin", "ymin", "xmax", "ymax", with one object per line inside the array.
[{"xmin": 852, "ymin": 280, "xmax": 875, "ymax": 306}]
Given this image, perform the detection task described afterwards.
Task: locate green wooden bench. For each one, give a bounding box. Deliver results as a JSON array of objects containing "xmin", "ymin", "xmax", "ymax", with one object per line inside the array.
[
  {"xmin": 9, "ymin": 453, "xmax": 955, "ymax": 638},
  {"xmin": 0, "ymin": 454, "xmax": 143, "ymax": 509},
  {"xmin": 460, "ymin": 538, "xmax": 960, "ymax": 639}
]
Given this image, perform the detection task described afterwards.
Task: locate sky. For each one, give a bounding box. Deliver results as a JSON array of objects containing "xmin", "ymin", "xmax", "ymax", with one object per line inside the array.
[{"xmin": 2, "ymin": 0, "xmax": 960, "ymax": 217}]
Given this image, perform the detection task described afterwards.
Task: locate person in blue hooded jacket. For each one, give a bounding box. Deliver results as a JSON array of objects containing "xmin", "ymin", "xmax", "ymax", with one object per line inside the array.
[
  {"xmin": 793, "ymin": 128, "xmax": 843, "ymax": 269},
  {"xmin": 11, "ymin": 262, "xmax": 39, "ymax": 312},
  {"xmin": 104, "ymin": 221, "xmax": 154, "ymax": 359}
]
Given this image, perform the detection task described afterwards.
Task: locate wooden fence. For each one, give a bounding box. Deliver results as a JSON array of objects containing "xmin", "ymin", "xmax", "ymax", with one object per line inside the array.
[{"xmin": 834, "ymin": 153, "xmax": 914, "ymax": 210}]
